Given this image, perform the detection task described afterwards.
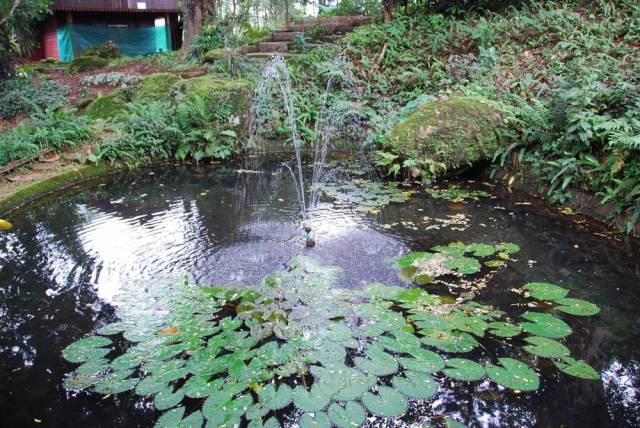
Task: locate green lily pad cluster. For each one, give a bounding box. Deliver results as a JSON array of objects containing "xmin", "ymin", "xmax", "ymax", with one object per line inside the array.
[
  {"xmin": 425, "ymin": 184, "xmax": 490, "ymax": 202},
  {"xmin": 318, "ymin": 179, "xmax": 413, "ymax": 211},
  {"xmin": 523, "ymin": 282, "xmax": 601, "ymax": 316},
  {"xmin": 62, "ymin": 252, "xmax": 600, "ymax": 428},
  {"xmin": 394, "ymin": 241, "xmax": 520, "ymax": 284}
]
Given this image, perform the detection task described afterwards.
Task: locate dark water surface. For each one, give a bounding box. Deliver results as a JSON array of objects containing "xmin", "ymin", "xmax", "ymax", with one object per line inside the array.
[{"xmin": 0, "ymin": 163, "xmax": 639, "ymax": 427}]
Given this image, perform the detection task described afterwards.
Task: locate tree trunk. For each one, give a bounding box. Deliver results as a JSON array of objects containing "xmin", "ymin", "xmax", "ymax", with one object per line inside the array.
[
  {"xmin": 181, "ymin": 0, "xmax": 206, "ymax": 57},
  {"xmin": 284, "ymin": 0, "xmax": 291, "ymax": 30},
  {"xmin": 0, "ymin": 27, "xmax": 16, "ymax": 80},
  {"xmin": 382, "ymin": 0, "xmax": 395, "ymax": 23}
]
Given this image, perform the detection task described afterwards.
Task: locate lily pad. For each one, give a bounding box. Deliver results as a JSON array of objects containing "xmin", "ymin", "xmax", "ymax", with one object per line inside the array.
[
  {"xmin": 487, "ymin": 322, "xmax": 521, "ymax": 338},
  {"xmin": 442, "ymin": 358, "xmax": 485, "ymax": 381},
  {"xmin": 554, "ymin": 357, "xmax": 599, "ymax": 380},
  {"xmin": 354, "ymin": 347, "xmax": 398, "ymax": 376},
  {"xmin": 420, "ymin": 330, "xmax": 479, "ymax": 353},
  {"xmin": 392, "ymin": 371, "xmax": 438, "ymax": 399},
  {"xmin": 362, "ymin": 385, "xmax": 407, "ymax": 417},
  {"xmin": 292, "ymin": 384, "xmax": 331, "ymax": 413},
  {"xmin": 519, "ymin": 311, "xmax": 572, "ymax": 339},
  {"xmin": 554, "ymin": 298, "xmax": 600, "ymax": 316},
  {"xmin": 259, "ymin": 383, "xmax": 293, "ymax": 410},
  {"xmin": 485, "ymin": 358, "xmax": 539, "ymax": 391},
  {"xmin": 523, "ymin": 283, "xmax": 569, "ymax": 301},
  {"xmin": 523, "ymin": 336, "xmax": 570, "ymax": 358},
  {"xmin": 300, "ymin": 411, "xmax": 331, "ymax": 428},
  {"xmin": 154, "ymin": 386, "xmax": 186, "ymax": 411},
  {"xmin": 62, "ymin": 337, "xmax": 112, "ymax": 363},
  {"xmin": 327, "ymin": 401, "xmax": 366, "ymax": 428}
]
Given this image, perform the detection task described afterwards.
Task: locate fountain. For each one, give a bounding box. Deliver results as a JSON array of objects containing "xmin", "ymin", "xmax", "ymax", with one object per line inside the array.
[{"xmin": 249, "ymin": 55, "xmax": 363, "ymax": 228}]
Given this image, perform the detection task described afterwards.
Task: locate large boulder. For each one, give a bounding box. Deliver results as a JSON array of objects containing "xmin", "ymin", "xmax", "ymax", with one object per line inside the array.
[
  {"xmin": 388, "ymin": 97, "xmax": 503, "ymax": 177},
  {"xmin": 83, "ymin": 89, "xmax": 127, "ymax": 120}
]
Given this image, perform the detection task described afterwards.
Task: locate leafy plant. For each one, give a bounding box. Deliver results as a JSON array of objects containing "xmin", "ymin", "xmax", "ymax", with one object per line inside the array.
[
  {"xmin": 0, "ymin": 76, "xmax": 69, "ymax": 119},
  {"xmin": 80, "ymin": 72, "xmax": 141, "ymax": 87}
]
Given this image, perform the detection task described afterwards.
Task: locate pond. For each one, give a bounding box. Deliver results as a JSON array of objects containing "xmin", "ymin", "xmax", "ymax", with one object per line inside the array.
[{"xmin": 0, "ymin": 163, "xmax": 639, "ymax": 427}]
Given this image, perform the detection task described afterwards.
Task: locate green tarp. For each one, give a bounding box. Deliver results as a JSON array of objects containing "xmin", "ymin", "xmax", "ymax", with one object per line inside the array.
[{"xmin": 56, "ymin": 24, "xmax": 170, "ymax": 62}]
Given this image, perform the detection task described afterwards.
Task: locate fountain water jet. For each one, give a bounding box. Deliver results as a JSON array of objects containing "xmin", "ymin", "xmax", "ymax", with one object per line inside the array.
[{"xmin": 250, "ymin": 55, "xmax": 362, "ymax": 223}]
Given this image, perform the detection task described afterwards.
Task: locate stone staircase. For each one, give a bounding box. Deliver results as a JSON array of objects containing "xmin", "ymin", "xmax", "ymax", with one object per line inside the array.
[{"xmin": 240, "ymin": 16, "xmax": 370, "ymax": 56}]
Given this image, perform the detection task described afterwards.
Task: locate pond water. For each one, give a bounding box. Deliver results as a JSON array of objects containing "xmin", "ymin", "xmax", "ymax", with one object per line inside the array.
[{"xmin": 0, "ymin": 163, "xmax": 639, "ymax": 427}]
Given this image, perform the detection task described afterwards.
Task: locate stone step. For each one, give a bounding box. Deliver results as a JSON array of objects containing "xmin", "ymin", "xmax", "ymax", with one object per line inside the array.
[
  {"xmin": 294, "ymin": 16, "xmax": 370, "ymax": 26},
  {"xmin": 269, "ymin": 31, "xmax": 303, "ymax": 42},
  {"xmin": 321, "ymin": 35, "xmax": 342, "ymax": 43},
  {"xmin": 245, "ymin": 52, "xmax": 300, "ymax": 58},
  {"xmin": 257, "ymin": 41, "xmax": 290, "ymax": 53}
]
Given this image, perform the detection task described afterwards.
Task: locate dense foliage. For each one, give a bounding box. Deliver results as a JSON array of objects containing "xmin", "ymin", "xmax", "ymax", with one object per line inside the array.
[
  {"xmin": 0, "ymin": 0, "xmax": 51, "ymax": 79},
  {"xmin": 302, "ymin": 0, "xmax": 640, "ymax": 232},
  {"xmin": 0, "ymin": 108, "xmax": 91, "ymax": 166},
  {"xmin": 94, "ymin": 95, "xmax": 237, "ymax": 168},
  {"xmin": 0, "ymin": 75, "xmax": 69, "ymax": 119}
]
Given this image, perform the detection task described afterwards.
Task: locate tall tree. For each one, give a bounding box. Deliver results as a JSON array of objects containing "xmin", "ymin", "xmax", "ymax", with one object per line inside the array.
[
  {"xmin": 180, "ymin": 0, "xmax": 216, "ymax": 56},
  {"xmin": 0, "ymin": 0, "xmax": 51, "ymax": 80},
  {"xmin": 381, "ymin": 0, "xmax": 395, "ymax": 22}
]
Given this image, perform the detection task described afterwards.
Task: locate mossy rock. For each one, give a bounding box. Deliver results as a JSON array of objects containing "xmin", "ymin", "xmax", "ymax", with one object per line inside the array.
[
  {"xmin": 388, "ymin": 97, "xmax": 502, "ymax": 177},
  {"xmin": 84, "ymin": 90, "xmax": 127, "ymax": 120},
  {"xmin": 68, "ymin": 55, "xmax": 109, "ymax": 74},
  {"xmin": 202, "ymin": 48, "xmax": 228, "ymax": 63},
  {"xmin": 133, "ymin": 72, "xmax": 182, "ymax": 103}
]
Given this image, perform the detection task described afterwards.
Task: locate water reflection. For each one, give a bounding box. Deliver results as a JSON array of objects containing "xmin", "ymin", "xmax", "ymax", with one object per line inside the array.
[{"xmin": 0, "ymin": 164, "xmax": 639, "ymax": 427}]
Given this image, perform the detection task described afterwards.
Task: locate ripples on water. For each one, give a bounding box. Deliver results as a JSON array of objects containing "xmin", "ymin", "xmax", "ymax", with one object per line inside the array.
[{"xmin": 0, "ymin": 164, "xmax": 639, "ymax": 427}]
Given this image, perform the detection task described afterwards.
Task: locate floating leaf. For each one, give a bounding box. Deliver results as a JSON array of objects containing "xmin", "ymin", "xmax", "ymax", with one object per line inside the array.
[
  {"xmin": 554, "ymin": 298, "xmax": 600, "ymax": 316},
  {"xmin": 392, "ymin": 371, "xmax": 438, "ymax": 399},
  {"xmin": 523, "ymin": 336, "xmax": 570, "ymax": 358},
  {"xmin": 519, "ymin": 311, "xmax": 572, "ymax": 338},
  {"xmin": 327, "ymin": 401, "xmax": 366, "ymax": 428},
  {"xmin": 94, "ymin": 370, "xmax": 138, "ymax": 395},
  {"xmin": 292, "ymin": 384, "xmax": 331, "ymax": 413},
  {"xmin": 398, "ymin": 348, "xmax": 444, "ymax": 373},
  {"xmin": 62, "ymin": 337, "xmax": 112, "ymax": 363},
  {"xmin": 446, "ymin": 256, "xmax": 482, "ymax": 275},
  {"xmin": 179, "ymin": 410, "xmax": 203, "ymax": 428},
  {"xmin": 467, "ymin": 243, "xmax": 495, "ymax": 257},
  {"xmin": 154, "ymin": 386, "xmax": 186, "ymax": 411},
  {"xmin": 523, "ymin": 283, "xmax": 568, "ymax": 301},
  {"xmin": 259, "ymin": 383, "xmax": 292, "ymax": 410},
  {"xmin": 443, "ymin": 358, "xmax": 485, "ymax": 381},
  {"xmin": 487, "ymin": 322, "xmax": 521, "ymax": 338},
  {"xmin": 362, "ymin": 386, "xmax": 407, "ymax": 417},
  {"xmin": 354, "ymin": 347, "xmax": 398, "ymax": 376},
  {"xmin": 300, "ymin": 411, "xmax": 331, "ymax": 428},
  {"xmin": 420, "ymin": 331, "xmax": 479, "ymax": 353},
  {"xmin": 554, "ymin": 357, "xmax": 599, "ymax": 380},
  {"xmin": 154, "ymin": 406, "xmax": 185, "ymax": 428},
  {"xmin": 135, "ymin": 375, "xmax": 168, "ymax": 396},
  {"xmin": 484, "ymin": 260, "xmax": 505, "ymax": 268},
  {"xmin": 485, "ymin": 358, "xmax": 539, "ymax": 391},
  {"xmin": 96, "ymin": 323, "xmax": 126, "ymax": 335},
  {"xmin": 495, "ymin": 243, "xmax": 520, "ymax": 254}
]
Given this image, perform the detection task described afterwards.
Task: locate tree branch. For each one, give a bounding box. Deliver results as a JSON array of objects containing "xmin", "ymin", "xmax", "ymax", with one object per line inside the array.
[{"xmin": 0, "ymin": 0, "xmax": 22, "ymax": 27}]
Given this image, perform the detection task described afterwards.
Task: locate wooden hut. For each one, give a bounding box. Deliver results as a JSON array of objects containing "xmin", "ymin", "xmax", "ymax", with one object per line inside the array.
[{"xmin": 34, "ymin": 0, "xmax": 181, "ymax": 61}]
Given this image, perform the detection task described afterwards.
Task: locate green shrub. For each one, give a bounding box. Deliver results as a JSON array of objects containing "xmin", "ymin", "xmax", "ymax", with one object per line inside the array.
[
  {"xmin": 0, "ymin": 77, "xmax": 70, "ymax": 119},
  {"xmin": 68, "ymin": 55, "xmax": 110, "ymax": 74},
  {"xmin": 94, "ymin": 95, "xmax": 239, "ymax": 167},
  {"xmin": 304, "ymin": 24, "xmax": 329, "ymax": 42},
  {"xmin": 81, "ymin": 41, "xmax": 121, "ymax": 59},
  {"xmin": 0, "ymin": 108, "xmax": 92, "ymax": 167},
  {"xmin": 191, "ymin": 25, "xmax": 225, "ymax": 56},
  {"xmin": 80, "ymin": 72, "xmax": 141, "ymax": 87}
]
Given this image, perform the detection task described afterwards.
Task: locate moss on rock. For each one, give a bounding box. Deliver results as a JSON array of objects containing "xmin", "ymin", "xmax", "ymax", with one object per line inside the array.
[
  {"xmin": 388, "ymin": 97, "xmax": 503, "ymax": 176},
  {"xmin": 202, "ymin": 48, "xmax": 228, "ymax": 62},
  {"xmin": 133, "ymin": 72, "xmax": 182, "ymax": 103},
  {"xmin": 67, "ymin": 55, "xmax": 109, "ymax": 74},
  {"xmin": 83, "ymin": 89, "xmax": 128, "ymax": 119}
]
